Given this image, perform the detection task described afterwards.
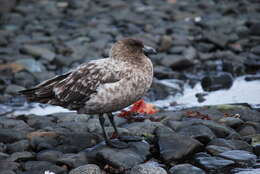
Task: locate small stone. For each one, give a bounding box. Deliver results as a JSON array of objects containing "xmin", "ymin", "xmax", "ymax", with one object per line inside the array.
[
  {"xmin": 0, "ymin": 128, "xmax": 26, "ymax": 143},
  {"xmin": 238, "ymin": 125, "xmax": 257, "ymax": 136},
  {"xmin": 57, "ymin": 152, "xmax": 88, "ymax": 168},
  {"xmin": 218, "ymin": 150, "xmax": 257, "ymax": 166},
  {"xmin": 21, "ymin": 45, "xmax": 56, "ymax": 61},
  {"xmin": 0, "ymin": 170, "xmax": 16, "ymax": 174},
  {"xmin": 37, "ymin": 150, "xmax": 63, "ymax": 163},
  {"xmin": 15, "ymin": 58, "xmax": 46, "ymax": 73},
  {"xmin": 85, "ymin": 141, "xmax": 150, "ymax": 169},
  {"xmin": 203, "ymin": 31, "xmax": 228, "ymax": 47},
  {"xmin": 24, "ymin": 161, "xmax": 67, "ymax": 174},
  {"xmin": 7, "ymin": 140, "xmax": 30, "ymax": 153},
  {"xmin": 206, "ymin": 145, "xmax": 231, "ymax": 156},
  {"xmin": 194, "ymin": 156, "xmax": 235, "ymax": 170},
  {"xmin": 7, "ymin": 151, "xmax": 34, "ymax": 162},
  {"xmin": 218, "ymin": 117, "xmax": 244, "ymax": 128},
  {"xmin": 0, "ymin": 161, "xmax": 20, "ymax": 171},
  {"xmin": 159, "ymin": 35, "xmax": 172, "ymax": 51},
  {"xmin": 177, "ymin": 124, "xmax": 216, "ymax": 144},
  {"xmin": 169, "ymin": 164, "xmax": 206, "ymax": 174},
  {"xmin": 69, "ymin": 164, "xmax": 101, "ymax": 174},
  {"xmin": 0, "ymin": 152, "xmax": 9, "ymax": 160},
  {"xmin": 130, "ymin": 163, "xmax": 167, "ymax": 174}
]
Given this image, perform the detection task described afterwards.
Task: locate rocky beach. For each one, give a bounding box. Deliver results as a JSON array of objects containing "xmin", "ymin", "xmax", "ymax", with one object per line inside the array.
[{"xmin": 0, "ymin": 0, "xmax": 260, "ymax": 173}]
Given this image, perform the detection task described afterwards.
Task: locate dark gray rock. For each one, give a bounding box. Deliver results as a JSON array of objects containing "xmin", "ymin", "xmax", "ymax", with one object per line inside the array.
[
  {"xmin": 194, "ymin": 156, "xmax": 235, "ymax": 170},
  {"xmin": 69, "ymin": 164, "xmax": 102, "ymax": 174},
  {"xmin": 26, "ymin": 115, "xmax": 56, "ymax": 129},
  {"xmin": 169, "ymin": 163, "xmax": 206, "ymax": 174},
  {"xmin": 238, "ymin": 124, "xmax": 257, "ymax": 136},
  {"xmin": 177, "ymin": 124, "xmax": 216, "ymax": 144},
  {"xmin": 21, "ymin": 45, "xmax": 56, "ymax": 62},
  {"xmin": 159, "ymin": 35, "xmax": 172, "ymax": 52},
  {"xmin": 130, "ymin": 163, "xmax": 167, "ymax": 174},
  {"xmin": 160, "ymin": 54, "xmax": 194, "ymax": 70},
  {"xmin": 0, "ymin": 118, "xmax": 33, "ymax": 132},
  {"xmin": 209, "ymin": 138, "xmax": 253, "ymax": 152},
  {"xmin": 0, "ymin": 152, "xmax": 9, "ymax": 160},
  {"xmin": 218, "ymin": 117, "xmax": 244, "ymax": 128},
  {"xmin": 85, "ymin": 141, "xmax": 150, "ymax": 169},
  {"xmin": 218, "ymin": 150, "xmax": 257, "ymax": 166},
  {"xmin": 0, "ymin": 143, "xmax": 7, "ymax": 152},
  {"xmin": 7, "ymin": 151, "xmax": 35, "ymax": 162},
  {"xmin": 0, "ymin": 170, "xmax": 15, "ymax": 174},
  {"xmin": 201, "ymin": 73, "xmax": 233, "ymax": 92},
  {"xmin": 0, "ymin": 128, "xmax": 26, "ymax": 143},
  {"xmin": 0, "ymin": 0, "xmax": 16, "ymax": 13},
  {"xmin": 57, "ymin": 152, "xmax": 88, "ymax": 168},
  {"xmin": 206, "ymin": 145, "xmax": 232, "ymax": 156},
  {"xmin": 203, "ymin": 31, "xmax": 229, "ymax": 48},
  {"xmin": 15, "ymin": 58, "xmax": 46, "ymax": 73},
  {"xmin": 156, "ymin": 126, "xmax": 202, "ymax": 162},
  {"xmin": 0, "ymin": 161, "xmax": 20, "ymax": 171},
  {"xmin": 57, "ymin": 132, "xmax": 101, "ymax": 152},
  {"xmin": 24, "ymin": 161, "xmax": 66, "ymax": 174},
  {"xmin": 251, "ymin": 46, "xmax": 260, "ymax": 55},
  {"xmin": 36, "ymin": 150, "xmax": 63, "ymax": 163},
  {"xmin": 7, "ymin": 140, "xmax": 30, "ymax": 153}
]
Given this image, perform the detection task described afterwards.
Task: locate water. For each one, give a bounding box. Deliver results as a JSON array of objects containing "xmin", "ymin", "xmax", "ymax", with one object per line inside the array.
[{"xmin": 152, "ymin": 76, "xmax": 260, "ymax": 110}]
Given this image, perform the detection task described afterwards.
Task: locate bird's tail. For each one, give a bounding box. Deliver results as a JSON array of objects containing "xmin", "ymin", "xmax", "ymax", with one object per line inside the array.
[{"xmin": 19, "ymin": 73, "xmax": 70, "ymax": 104}]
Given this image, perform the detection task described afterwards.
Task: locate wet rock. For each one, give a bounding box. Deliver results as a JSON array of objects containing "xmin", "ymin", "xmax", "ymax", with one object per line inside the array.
[
  {"xmin": 218, "ymin": 150, "xmax": 257, "ymax": 166},
  {"xmin": 123, "ymin": 119, "xmax": 165, "ymax": 137},
  {"xmin": 85, "ymin": 141, "xmax": 150, "ymax": 169},
  {"xmin": 28, "ymin": 131, "xmax": 59, "ymax": 151},
  {"xmin": 130, "ymin": 163, "xmax": 167, "ymax": 174},
  {"xmin": 206, "ymin": 145, "xmax": 231, "ymax": 156},
  {"xmin": 169, "ymin": 163, "xmax": 206, "ymax": 174},
  {"xmin": 201, "ymin": 73, "xmax": 233, "ymax": 91},
  {"xmin": 57, "ymin": 152, "xmax": 88, "ymax": 168},
  {"xmin": 218, "ymin": 117, "xmax": 244, "ymax": 128},
  {"xmin": 209, "ymin": 138, "xmax": 253, "ymax": 152},
  {"xmin": 153, "ymin": 66, "xmax": 179, "ymax": 79},
  {"xmin": 147, "ymin": 79, "xmax": 183, "ymax": 100},
  {"xmin": 155, "ymin": 126, "xmax": 202, "ymax": 162},
  {"xmin": 194, "ymin": 155, "xmax": 235, "ymax": 171},
  {"xmin": 15, "ymin": 58, "xmax": 46, "ymax": 73},
  {"xmin": 7, "ymin": 139, "xmax": 30, "ymax": 153},
  {"xmin": 0, "ymin": 152, "xmax": 9, "ymax": 160},
  {"xmin": 21, "ymin": 45, "xmax": 56, "ymax": 62},
  {"xmin": 177, "ymin": 124, "xmax": 216, "ymax": 144},
  {"xmin": 251, "ymin": 45, "xmax": 260, "ymax": 55},
  {"xmin": 238, "ymin": 124, "xmax": 257, "ymax": 136},
  {"xmin": 0, "ymin": 143, "xmax": 7, "ymax": 152},
  {"xmin": 7, "ymin": 151, "xmax": 35, "ymax": 162},
  {"xmin": 57, "ymin": 132, "xmax": 101, "ymax": 152},
  {"xmin": 24, "ymin": 161, "xmax": 67, "ymax": 174},
  {"xmin": 203, "ymin": 30, "xmax": 228, "ymax": 48},
  {"xmin": 27, "ymin": 115, "xmax": 56, "ymax": 129},
  {"xmin": 36, "ymin": 150, "xmax": 63, "ymax": 163},
  {"xmin": 0, "ymin": 128, "xmax": 26, "ymax": 143},
  {"xmin": 0, "ymin": 161, "xmax": 20, "ymax": 171},
  {"xmin": 0, "ymin": 118, "xmax": 33, "ymax": 132},
  {"xmin": 0, "ymin": 0, "xmax": 16, "ymax": 13},
  {"xmin": 69, "ymin": 164, "xmax": 101, "ymax": 174},
  {"xmin": 0, "ymin": 170, "xmax": 15, "ymax": 174},
  {"xmin": 250, "ymin": 22, "xmax": 260, "ymax": 36}
]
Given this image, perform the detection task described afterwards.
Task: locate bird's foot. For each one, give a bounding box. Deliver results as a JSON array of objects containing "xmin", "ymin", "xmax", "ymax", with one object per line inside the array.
[
  {"xmin": 119, "ymin": 135, "xmax": 143, "ymax": 142},
  {"xmin": 106, "ymin": 139, "xmax": 129, "ymax": 149}
]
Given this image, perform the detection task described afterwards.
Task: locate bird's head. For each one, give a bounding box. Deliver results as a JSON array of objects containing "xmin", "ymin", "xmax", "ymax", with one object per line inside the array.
[{"xmin": 110, "ymin": 38, "xmax": 156, "ymax": 61}]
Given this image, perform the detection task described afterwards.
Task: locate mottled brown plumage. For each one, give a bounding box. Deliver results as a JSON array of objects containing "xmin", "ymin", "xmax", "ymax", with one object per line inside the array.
[{"xmin": 20, "ymin": 38, "xmax": 156, "ymax": 148}]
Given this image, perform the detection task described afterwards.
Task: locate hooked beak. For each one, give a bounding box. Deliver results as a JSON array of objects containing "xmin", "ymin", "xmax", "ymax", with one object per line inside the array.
[{"xmin": 143, "ymin": 45, "xmax": 157, "ymax": 55}]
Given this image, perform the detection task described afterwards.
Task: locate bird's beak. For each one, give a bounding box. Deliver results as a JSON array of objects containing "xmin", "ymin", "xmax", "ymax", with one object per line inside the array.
[{"xmin": 143, "ymin": 45, "xmax": 157, "ymax": 55}]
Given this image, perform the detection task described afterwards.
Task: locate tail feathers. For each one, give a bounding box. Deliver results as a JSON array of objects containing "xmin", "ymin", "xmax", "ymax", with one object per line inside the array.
[{"xmin": 19, "ymin": 72, "xmax": 71, "ymax": 104}]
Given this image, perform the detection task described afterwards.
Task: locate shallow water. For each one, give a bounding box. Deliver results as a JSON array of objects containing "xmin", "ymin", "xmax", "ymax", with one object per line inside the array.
[{"xmin": 152, "ymin": 76, "xmax": 260, "ymax": 110}]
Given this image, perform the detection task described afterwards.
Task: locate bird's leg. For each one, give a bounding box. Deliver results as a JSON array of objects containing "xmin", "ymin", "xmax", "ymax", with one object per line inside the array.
[
  {"xmin": 98, "ymin": 114, "xmax": 128, "ymax": 149},
  {"xmin": 107, "ymin": 113, "xmax": 142, "ymax": 142}
]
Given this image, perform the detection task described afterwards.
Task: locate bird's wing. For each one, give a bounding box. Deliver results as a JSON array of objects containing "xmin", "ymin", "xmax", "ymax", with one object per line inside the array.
[
  {"xmin": 51, "ymin": 60, "xmax": 121, "ymax": 108},
  {"xmin": 20, "ymin": 59, "xmax": 122, "ymax": 109}
]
